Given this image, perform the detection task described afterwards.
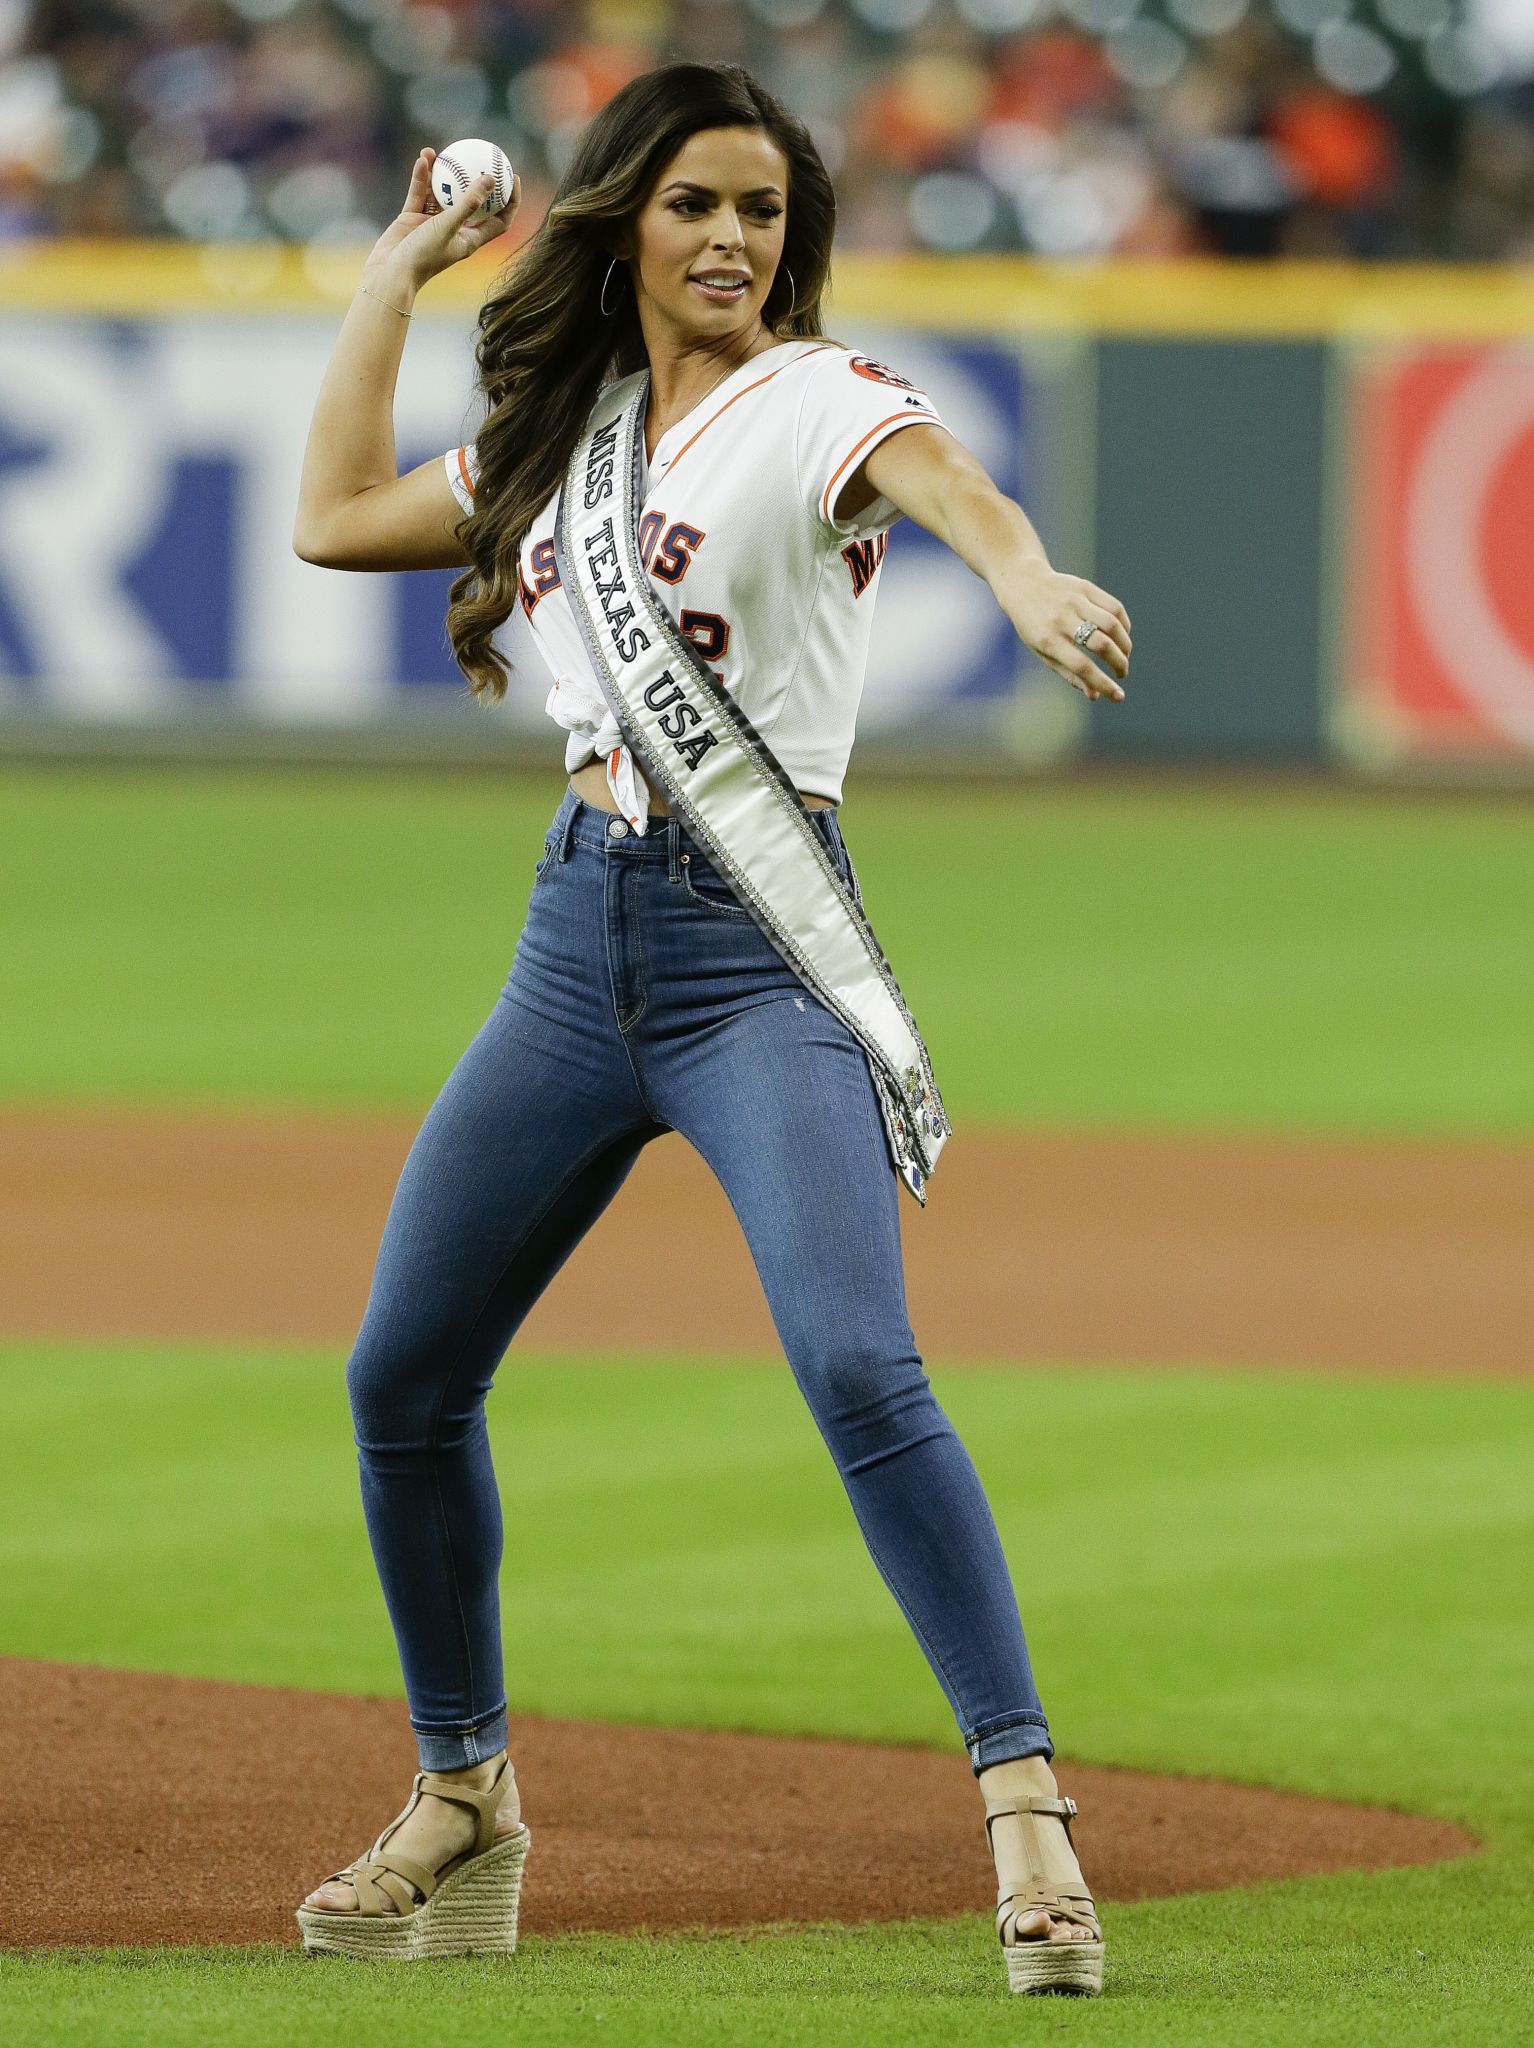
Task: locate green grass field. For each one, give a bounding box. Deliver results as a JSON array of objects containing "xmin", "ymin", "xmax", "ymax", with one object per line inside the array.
[
  {"xmin": 2, "ymin": 767, "xmax": 1531, "ymax": 2045},
  {"xmin": 3, "ymin": 767, "xmax": 1532, "ymax": 1131},
  {"xmin": 2, "ymin": 1345, "xmax": 1531, "ymax": 2044}
]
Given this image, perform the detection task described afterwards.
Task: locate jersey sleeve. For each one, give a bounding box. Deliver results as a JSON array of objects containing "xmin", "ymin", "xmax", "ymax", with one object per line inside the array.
[
  {"xmin": 443, "ymin": 440, "xmax": 480, "ymax": 517},
  {"xmin": 795, "ymin": 348, "xmax": 945, "ymax": 539}
]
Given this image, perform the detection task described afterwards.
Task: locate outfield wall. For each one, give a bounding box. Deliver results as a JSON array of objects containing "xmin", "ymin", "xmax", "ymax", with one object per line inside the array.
[{"xmin": 2, "ymin": 244, "xmax": 1532, "ymax": 776}]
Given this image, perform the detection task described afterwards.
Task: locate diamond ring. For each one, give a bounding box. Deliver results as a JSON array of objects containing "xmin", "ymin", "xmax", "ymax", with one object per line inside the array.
[{"xmin": 1072, "ymin": 619, "xmax": 1096, "ymax": 649}]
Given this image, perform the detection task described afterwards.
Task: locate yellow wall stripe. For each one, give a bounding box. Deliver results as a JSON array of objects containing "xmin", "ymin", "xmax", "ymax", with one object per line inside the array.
[{"xmin": 4, "ymin": 241, "xmax": 1534, "ymax": 338}]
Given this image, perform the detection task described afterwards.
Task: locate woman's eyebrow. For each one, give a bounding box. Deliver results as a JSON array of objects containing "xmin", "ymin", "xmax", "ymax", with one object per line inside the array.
[{"xmin": 660, "ymin": 179, "xmax": 785, "ymax": 200}]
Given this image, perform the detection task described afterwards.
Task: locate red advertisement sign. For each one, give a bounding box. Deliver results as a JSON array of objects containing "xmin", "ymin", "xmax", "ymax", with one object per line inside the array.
[{"xmin": 1342, "ymin": 344, "xmax": 1534, "ymax": 764}]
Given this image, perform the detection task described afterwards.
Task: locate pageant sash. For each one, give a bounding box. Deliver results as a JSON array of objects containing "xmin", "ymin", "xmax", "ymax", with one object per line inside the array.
[{"xmin": 552, "ymin": 376, "xmax": 952, "ymax": 1205}]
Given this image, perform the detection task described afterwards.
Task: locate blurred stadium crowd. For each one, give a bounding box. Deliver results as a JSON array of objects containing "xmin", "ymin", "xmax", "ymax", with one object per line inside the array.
[{"xmin": 3, "ymin": 0, "xmax": 1533, "ymax": 260}]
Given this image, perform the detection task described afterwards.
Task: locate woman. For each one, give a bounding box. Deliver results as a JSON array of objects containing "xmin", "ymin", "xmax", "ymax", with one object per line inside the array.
[{"xmin": 291, "ymin": 62, "xmax": 1130, "ymax": 1996}]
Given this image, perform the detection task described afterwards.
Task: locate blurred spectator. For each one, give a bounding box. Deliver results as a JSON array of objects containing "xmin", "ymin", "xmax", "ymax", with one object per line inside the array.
[{"xmin": 1, "ymin": 0, "xmax": 1531, "ymax": 259}]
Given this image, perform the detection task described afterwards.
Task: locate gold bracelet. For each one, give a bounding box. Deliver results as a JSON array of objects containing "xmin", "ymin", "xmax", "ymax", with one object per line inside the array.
[{"xmin": 358, "ymin": 281, "xmax": 412, "ymax": 318}]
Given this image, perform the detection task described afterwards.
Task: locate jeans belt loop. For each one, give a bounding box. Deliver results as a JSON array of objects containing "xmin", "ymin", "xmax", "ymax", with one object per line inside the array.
[
  {"xmin": 556, "ymin": 794, "xmax": 579, "ymax": 864},
  {"xmin": 666, "ymin": 813, "xmax": 681, "ymax": 883}
]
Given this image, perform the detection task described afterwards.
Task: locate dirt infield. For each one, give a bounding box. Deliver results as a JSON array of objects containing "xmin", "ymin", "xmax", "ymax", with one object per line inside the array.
[
  {"xmin": 2, "ymin": 1106, "xmax": 1530, "ymax": 1372},
  {"xmin": 0, "ymin": 1656, "xmax": 1474, "ymax": 1951}
]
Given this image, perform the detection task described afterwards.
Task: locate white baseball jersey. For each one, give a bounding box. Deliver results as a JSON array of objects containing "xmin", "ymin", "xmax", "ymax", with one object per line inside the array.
[{"xmin": 443, "ymin": 337, "xmax": 945, "ymax": 832}]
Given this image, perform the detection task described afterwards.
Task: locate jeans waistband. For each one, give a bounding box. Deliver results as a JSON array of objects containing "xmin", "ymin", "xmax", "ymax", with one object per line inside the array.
[{"xmin": 553, "ymin": 782, "xmax": 841, "ymax": 862}]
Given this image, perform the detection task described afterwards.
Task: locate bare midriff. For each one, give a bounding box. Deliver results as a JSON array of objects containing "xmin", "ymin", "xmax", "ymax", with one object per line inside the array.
[{"xmin": 569, "ymin": 757, "xmax": 836, "ymax": 817}]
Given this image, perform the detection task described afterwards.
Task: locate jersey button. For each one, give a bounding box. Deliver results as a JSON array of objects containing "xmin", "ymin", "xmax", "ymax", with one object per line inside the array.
[{"xmin": 608, "ymin": 817, "xmax": 628, "ymax": 838}]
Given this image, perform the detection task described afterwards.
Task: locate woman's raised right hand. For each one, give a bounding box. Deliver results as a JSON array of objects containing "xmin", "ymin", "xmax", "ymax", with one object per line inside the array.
[{"xmin": 362, "ymin": 147, "xmax": 521, "ymax": 293}]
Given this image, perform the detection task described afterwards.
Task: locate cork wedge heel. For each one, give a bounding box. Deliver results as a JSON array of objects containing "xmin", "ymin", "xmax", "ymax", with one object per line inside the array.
[
  {"xmin": 295, "ymin": 1755, "xmax": 531, "ymax": 1961},
  {"xmin": 984, "ymin": 1791, "xmax": 1104, "ymax": 1998}
]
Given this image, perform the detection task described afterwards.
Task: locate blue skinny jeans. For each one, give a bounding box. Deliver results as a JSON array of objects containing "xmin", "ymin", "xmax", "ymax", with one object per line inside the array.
[{"xmin": 344, "ymin": 783, "xmax": 1052, "ymax": 1775}]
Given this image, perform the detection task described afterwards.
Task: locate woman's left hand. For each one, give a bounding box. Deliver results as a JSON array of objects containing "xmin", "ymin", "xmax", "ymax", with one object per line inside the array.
[{"xmin": 997, "ymin": 558, "xmax": 1132, "ymax": 702}]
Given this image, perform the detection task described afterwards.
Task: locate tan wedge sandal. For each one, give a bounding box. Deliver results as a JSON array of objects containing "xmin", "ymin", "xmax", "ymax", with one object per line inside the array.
[
  {"xmin": 983, "ymin": 1791, "xmax": 1104, "ymax": 1997},
  {"xmin": 295, "ymin": 1754, "xmax": 531, "ymax": 1961}
]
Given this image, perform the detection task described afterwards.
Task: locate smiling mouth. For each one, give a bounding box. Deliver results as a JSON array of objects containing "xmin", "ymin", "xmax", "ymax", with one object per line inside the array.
[{"xmin": 688, "ymin": 273, "xmax": 750, "ymax": 301}]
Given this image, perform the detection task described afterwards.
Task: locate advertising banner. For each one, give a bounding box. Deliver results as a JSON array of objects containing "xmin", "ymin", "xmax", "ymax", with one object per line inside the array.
[
  {"xmin": 1339, "ymin": 342, "xmax": 1534, "ymax": 769},
  {"xmin": 0, "ymin": 307, "xmax": 1063, "ymax": 754}
]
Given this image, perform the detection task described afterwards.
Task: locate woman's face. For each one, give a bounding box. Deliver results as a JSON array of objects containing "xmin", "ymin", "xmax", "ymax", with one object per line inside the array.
[{"xmin": 627, "ymin": 125, "xmax": 791, "ymax": 345}]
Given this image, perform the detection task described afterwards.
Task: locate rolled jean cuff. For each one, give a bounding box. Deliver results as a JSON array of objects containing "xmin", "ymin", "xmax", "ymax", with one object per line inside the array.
[
  {"xmin": 411, "ymin": 1702, "xmax": 509, "ymax": 1771},
  {"xmin": 966, "ymin": 1711, "xmax": 1053, "ymax": 1775}
]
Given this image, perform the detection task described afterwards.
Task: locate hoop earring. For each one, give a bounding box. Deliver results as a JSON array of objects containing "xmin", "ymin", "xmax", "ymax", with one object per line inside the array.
[
  {"xmin": 599, "ymin": 258, "xmax": 623, "ymax": 316},
  {"xmin": 779, "ymin": 264, "xmax": 797, "ymax": 314}
]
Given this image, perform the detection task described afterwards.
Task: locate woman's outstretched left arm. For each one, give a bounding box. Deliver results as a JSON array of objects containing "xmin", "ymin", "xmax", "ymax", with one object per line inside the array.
[{"xmin": 851, "ymin": 424, "xmax": 1131, "ymax": 703}]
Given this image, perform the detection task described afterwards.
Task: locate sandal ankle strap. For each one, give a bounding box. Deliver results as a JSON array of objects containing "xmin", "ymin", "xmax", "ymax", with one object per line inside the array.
[
  {"xmin": 982, "ymin": 1793, "xmax": 1079, "ymax": 1873},
  {"xmin": 412, "ymin": 1757, "xmax": 517, "ymax": 1858},
  {"xmin": 983, "ymin": 1791, "xmax": 1095, "ymax": 1935},
  {"xmin": 984, "ymin": 1793, "xmax": 1078, "ymax": 1823}
]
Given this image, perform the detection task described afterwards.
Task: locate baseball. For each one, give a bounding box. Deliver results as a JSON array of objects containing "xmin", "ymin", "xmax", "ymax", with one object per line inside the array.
[{"xmin": 432, "ymin": 138, "xmax": 515, "ymax": 219}]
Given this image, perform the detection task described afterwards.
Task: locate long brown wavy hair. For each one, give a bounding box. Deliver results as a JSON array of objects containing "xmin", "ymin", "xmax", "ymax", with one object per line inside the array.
[{"xmin": 446, "ymin": 61, "xmax": 837, "ymax": 703}]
